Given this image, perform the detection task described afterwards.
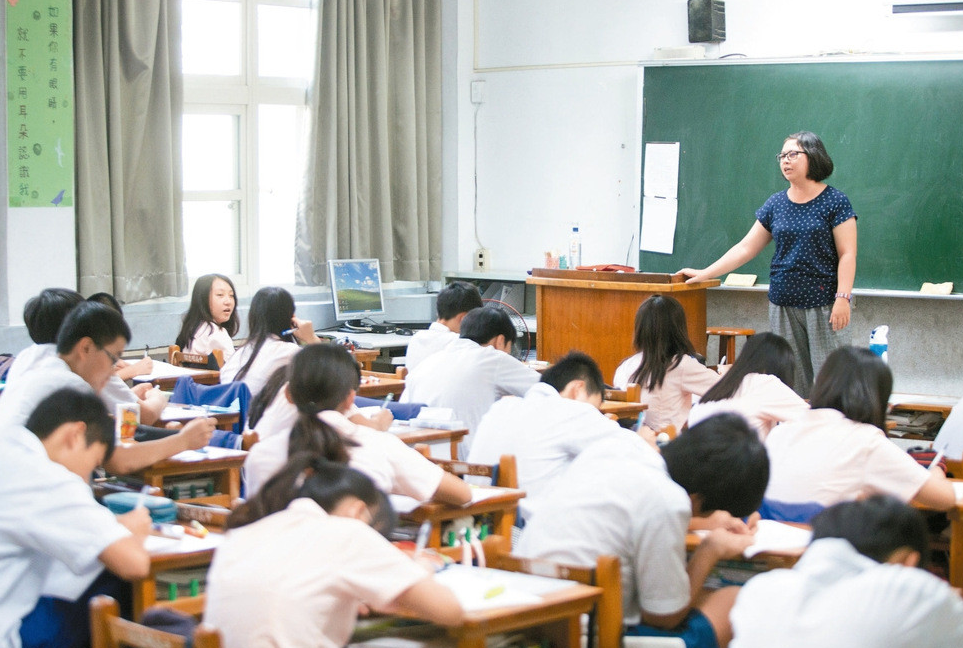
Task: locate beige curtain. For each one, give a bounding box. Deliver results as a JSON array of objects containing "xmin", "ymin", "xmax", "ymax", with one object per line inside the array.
[
  {"xmin": 75, "ymin": 0, "xmax": 186, "ymax": 302},
  {"xmin": 295, "ymin": 0, "xmax": 442, "ymax": 285}
]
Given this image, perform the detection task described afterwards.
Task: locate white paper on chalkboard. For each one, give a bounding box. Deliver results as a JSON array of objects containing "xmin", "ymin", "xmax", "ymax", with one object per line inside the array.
[
  {"xmin": 643, "ymin": 142, "xmax": 680, "ymax": 200},
  {"xmin": 640, "ymin": 196, "xmax": 677, "ymax": 254}
]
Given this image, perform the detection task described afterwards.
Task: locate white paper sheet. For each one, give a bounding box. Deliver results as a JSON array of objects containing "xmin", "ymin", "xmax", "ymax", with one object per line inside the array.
[
  {"xmin": 640, "ymin": 196, "xmax": 678, "ymax": 254},
  {"xmin": 743, "ymin": 520, "xmax": 812, "ymax": 558},
  {"xmin": 643, "ymin": 142, "xmax": 680, "ymax": 199}
]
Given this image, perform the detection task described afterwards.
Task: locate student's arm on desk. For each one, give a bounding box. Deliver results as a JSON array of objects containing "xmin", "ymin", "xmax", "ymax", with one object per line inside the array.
[
  {"xmin": 100, "ymin": 508, "xmax": 151, "ymax": 580},
  {"xmin": 911, "ymin": 468, "xmax": 958, "ymax": 511},
  {"xmin": 103, "ymin": 417, "xmax": 217, "ymax": 474},
  {"xmin": 432, "ymin": 472, "xmax": 472, "ymax": 506},
  {"xmin": 641, "ymin": 528, "xmax": 753, "ymax": 629},
  {"xmin": 377, "ymin": 577, "xmax": 463, "ymax": 626}
]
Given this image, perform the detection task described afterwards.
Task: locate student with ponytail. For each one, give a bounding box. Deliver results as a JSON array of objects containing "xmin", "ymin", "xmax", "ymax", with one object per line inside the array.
[
  {"xmin": 243, "ymin": 344, "xmax": 471, "ymax": 505},
  {"xmin": 205, "ymin": 453, "xmax": 462, "ymax": 648}
]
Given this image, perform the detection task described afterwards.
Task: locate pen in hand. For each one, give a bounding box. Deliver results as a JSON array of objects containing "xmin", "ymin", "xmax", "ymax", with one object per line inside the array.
[
  {"xmin": 134, "ymin": 484, "xmax": 152, "ymax": 510},
  {"xmin": 381, "ymin": 394, "xmax": 394, "ymax": 409}
]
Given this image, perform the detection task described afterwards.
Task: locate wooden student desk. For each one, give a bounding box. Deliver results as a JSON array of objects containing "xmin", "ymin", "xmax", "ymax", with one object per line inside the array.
[
  {"xmin": 393, "ymin": 424, "xmax": 468, "ymax": 460},
  {"xmin": 915, "ymin": 479, "xmax": 963, "ymax": 589},
  {"xmin": 131, "ymin": 447, "xmax": 247, "ymax": 508},
  {"xmin": 157, "ymin": 404, "xmax": 240, "ymax": 431},
  {"xmin": 392, "ymin": 574, "xmax": 601, "ymax": 648},
  {"xmin": 136, "ymin": 531, "xmax": 222, "ymax": 620},
  {"xmin": 357, "ymin": 375, "xmax": 406, "ymax": 398},
  {"xmin": 396, "ymin": 486, "xmax": 525, "ymax": 549},
  {"xmin": 599, "ymin": 400, "xmax": 647, "ymax": 419}
]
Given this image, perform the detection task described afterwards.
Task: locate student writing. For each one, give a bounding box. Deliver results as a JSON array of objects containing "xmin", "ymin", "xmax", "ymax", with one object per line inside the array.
[
  {"xmin": 205, "ymin": 453, "xmax": 462, "ymax": 648},
  {"xmin": 612, "ymin": 294, "xmax": 721, "ymax": 434},
  {"xmin": 687, "ymin": 332, "xmax": 808, "ymax": 440},
  {"xmin": 244, "ymin": 344, "xmax": 471, "ymax": 506}
]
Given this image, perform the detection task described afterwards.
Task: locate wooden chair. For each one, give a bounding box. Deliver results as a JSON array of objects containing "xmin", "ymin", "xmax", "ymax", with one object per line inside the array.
[
  {"xmin": 361, "ymin": 366, "xmax": 408, "ymax": 380},
  {"xmin": 705, "ymin": 326, "xmax": 754, "ymax": 365},
  {"xmin": 413, "ymin": 444, "xmax": 518, "ymax": 489},
  {"xmin": 604, "ymin": 382, "xmax": 641, "ymax": 403},
  {"xmin": 90, "ymin": 594, "xmax": 221, "ymax": 648},
  {"xmin": 168, "ymin": 345, "xmax": 225, "ymax": 370},
  {"xmin": 241, "ymin": 429, "xmax": 259, "ymax": 451},
  {"xmin": 440, "ymin": 536, "xmax": 623, "ymax": 648}
]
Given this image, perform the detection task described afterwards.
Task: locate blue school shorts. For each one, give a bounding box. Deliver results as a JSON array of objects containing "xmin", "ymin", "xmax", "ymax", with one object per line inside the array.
[{"xmin": 624, "ymin": 609, "xmax": 718, "ymax": 648}]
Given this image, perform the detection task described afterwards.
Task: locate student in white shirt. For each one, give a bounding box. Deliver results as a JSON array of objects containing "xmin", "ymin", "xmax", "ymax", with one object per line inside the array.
[
  {"xmin": 0, "ymin": 302, "xmax": 215, "ymax": 475},
  {"xmin": 467, "ymin": 351, "xmax": 625, "ymax": 521},
  {"xmin": 205, "ymin": 453, "xmax": 462, "ymax": 648},
  {"xmin": 400, "ymin": 306, "xmax": 540, "ymax": 457},
  {"xmin": 612, "ymin": 295, "xmax": 721, "ymax": 433},
  {"xmin": 405, "ymin": 280, "xmax": 482, "ymax": 371},
  {"xmin": 5, "ymin": 288, "xmax": 84, "ymax": 385},
  {"xmin": 688, "ymin": 332, "xmax": 808, "ymax": 439},
  {"xmin": 245, "ymin": 344, "xmax": 470, "ymax": 505},
  {"xmin": 220, "ymin": 286, "xmax": 320, "ymax": 399},
  {"xmin": 174, "ymin": 273, "xmax": 240, "ymax": 362},
  {"xmin": 762, "ymin": 346, "xmax": 956, "ymax": 521},
  {"xmin": 730, "ymin": 495, "xmax": 963, "ymax": 648},
  {"xmin": 0, "ymin": 389, "xmax": 150, "ymax": 648},
  {"xmin": 517, "ymin": 413, "xmax": 769, "ymax": 648}
]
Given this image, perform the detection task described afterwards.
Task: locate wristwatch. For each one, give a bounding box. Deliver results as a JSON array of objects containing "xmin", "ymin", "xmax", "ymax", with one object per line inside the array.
[{"xmin": 834, "ymin": 292, "xmax": 852, "ymax": 302}]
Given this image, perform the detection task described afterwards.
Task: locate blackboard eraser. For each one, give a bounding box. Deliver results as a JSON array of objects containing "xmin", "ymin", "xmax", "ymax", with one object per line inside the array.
[
  {"xmin": 724, "ymin": 273, "xmax": 757, "ymax": 287},
  {"xmin": 920, "ymin": 282, "xmax": 953, "ymax": 295}
]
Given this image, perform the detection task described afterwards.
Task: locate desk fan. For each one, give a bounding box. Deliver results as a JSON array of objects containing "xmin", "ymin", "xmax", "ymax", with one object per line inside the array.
[{"xmin": 482, "ymin": 299, "xmax": 531, "ymax": 361}]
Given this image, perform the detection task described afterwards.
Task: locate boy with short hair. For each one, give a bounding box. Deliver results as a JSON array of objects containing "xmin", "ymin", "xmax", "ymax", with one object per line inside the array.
[
  {"xmin": 730, "ymin": 495, "xmax": 963, "ymax": 647},
  {"xmin": 404, "ymin": 281, "xmax": 483, "ymax": 371},
  {"xmin": 517, "ymin": 413, "xmax": 770, "ymax": 648},
  {"xmin": 467, "ymin": 351, "xmax": 625, "ymax": 520},
  {"xmin": 400, "ymin": 306, "xmax": 539, "ymax": 457},
  {"xmin": 0, "ymin": 301, "xmax": 214, "ymax": 475},
  {"xmin": 0, "ymin": 389, "xmax": 151, "ymax": 648},
  {"xmin": 4, "ymin": 288, "xmax": 84, "ymax": 385}
]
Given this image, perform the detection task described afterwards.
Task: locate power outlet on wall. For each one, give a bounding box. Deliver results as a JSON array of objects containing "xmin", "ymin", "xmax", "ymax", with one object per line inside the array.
[{"xmin": 474, "ymin": 248, "xmax": 491, "ymax": 272}]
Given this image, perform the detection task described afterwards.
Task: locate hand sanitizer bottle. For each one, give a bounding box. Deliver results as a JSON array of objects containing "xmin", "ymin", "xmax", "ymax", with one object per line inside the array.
[{"xmin": 870, "ymin": 325, "xmax": 889, "ymax": 363}]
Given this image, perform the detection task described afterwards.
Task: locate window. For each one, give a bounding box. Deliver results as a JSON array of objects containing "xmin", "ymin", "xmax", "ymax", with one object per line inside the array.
[{"xmin": 181, "ymin": 0, "xmax": 314, "ymax": 286}]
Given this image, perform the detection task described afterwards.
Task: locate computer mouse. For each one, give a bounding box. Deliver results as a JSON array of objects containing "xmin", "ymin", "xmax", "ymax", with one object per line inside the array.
[{"xmin": 395, "ymin": 328, "xmax": 414, "ymax": 336}]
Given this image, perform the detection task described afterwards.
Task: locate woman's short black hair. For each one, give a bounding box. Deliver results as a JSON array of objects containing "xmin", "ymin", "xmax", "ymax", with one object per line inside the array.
[
  {"xmin": 811, "ymin": 495, "xmax": 930, "ymax": 566},
  {"xmin": 787, "ymin": 131, "xmax": 834, "ymax": 182},
  {"xmin": 810, "ymin": 346, "xmax": 892, "ymax": 430}
]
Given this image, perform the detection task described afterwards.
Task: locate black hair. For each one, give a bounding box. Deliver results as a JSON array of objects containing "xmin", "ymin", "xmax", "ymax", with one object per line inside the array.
[
  {"xmin": 86, "ymin": 292, "xmax": 123, "ymax": 314},
  {"xmin": 786, "ymin": 131, "xmax": 834, "ymax": 182},
  {"xmin": 227, "ymin": 452, "xmax": 396, "ymax": 537},
  {"xmin": 459, "ymin": 306, "xmax": 516, "ymax": 347},
  {"xmin": 540, "ymin": 351, "xmax": 605, "ymax": 397},
  {"xmin": 55, "ymin": 302, "xmax": 131, "ymax": 355},
  {"xmin": 247, "ymin": 364, "xmax": 291, "ymax": 430},
  {"xmin": 662, "ymin": 412, "xmax": 769, "ymax": 518},
  {"xmin": 175, "ymin": 274, "xmax": 240, "ymax": 351},
  {"xmin": 811, "ymin": 495, "xmax": 929, "ymax": 567},
  {"xmin": 700, "ymin": 332, "xmax": 795, "ymax": 403},
  {"xmin": 23, "ymin": 288, "xmax": 84, "ymax": 344},
  {"xmin": 233, "ymin": 286, "xmax": 296, "ymax": 384},
  {"xmin": 285, "ymin": 345, "xmax": 359, "ymax": 465},
  {"xmin": 437, "ymin": 281, "xmax": 483, "ymax": 320},
  {"xmin": 25, "ymin": 388, "xmax": 116, "ymax": 462},
  {"xmin": 628, "ymin": 295, "xmax": 697, "ymax": 390},
  {"xmin": 810, "ymin": 346, "xmax": 892, "ymax": 431}
]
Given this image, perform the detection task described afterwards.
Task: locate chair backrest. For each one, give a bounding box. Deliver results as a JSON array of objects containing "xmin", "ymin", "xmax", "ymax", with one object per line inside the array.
[
  {"xmin": 439, "ymin": 536, "xmax": 622, "ymax": 648},
  {"xmin": 171, "ymin": 376, "xmax": 252, "ymax": 440},
  {"xmin": 361, "ymin": 367, "xmax": 408, "ymax": 380},
  {"xmin": 604, "ymin": 382, "xmax": 641, "ymax": 402},
  {"xmin": 413, "ymin": 445, "xmax": 518, "ymax": 488},
  {"xmin": 168, "ymin": 345, "xmax": 224, "ymax": 370},
  {"xmin": 90, "ymin": 595, "xmax": 221, "ymax": 648}
]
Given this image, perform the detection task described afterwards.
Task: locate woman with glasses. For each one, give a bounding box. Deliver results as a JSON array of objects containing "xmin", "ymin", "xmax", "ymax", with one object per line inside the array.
[{"xmin": 679, "ymin": 131, "xmax": 857, "ymax": 398}]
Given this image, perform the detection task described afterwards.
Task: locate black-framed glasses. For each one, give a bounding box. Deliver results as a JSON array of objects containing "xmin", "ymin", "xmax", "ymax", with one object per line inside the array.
[
  {"xmin": 99, "ymin": 346, "xmax": 120, "ymax": 365},
  {"xmin": 776, "ymin": 150, "xmax": 806, "ymax": 162}
]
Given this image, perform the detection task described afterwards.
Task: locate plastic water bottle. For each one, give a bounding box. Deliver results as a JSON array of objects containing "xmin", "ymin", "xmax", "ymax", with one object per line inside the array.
[
  {"xmin": 870, "ymin": 325, "xmax": 889, "ymax": 363},
  {"xmin": 569, "ymin": 225, "xmax": 582, "ymax": 268}
]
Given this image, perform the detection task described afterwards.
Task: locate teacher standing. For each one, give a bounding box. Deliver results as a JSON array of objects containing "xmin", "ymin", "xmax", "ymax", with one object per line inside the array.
[{"xmin": 680, "ymin": 131, "xmax": 857, "ymax": 398}]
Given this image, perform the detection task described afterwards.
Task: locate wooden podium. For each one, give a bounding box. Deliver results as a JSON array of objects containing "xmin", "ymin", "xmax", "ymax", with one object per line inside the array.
[{"xmin": 526, "ymin": 269, "xmax": 719, "ymax": 382}]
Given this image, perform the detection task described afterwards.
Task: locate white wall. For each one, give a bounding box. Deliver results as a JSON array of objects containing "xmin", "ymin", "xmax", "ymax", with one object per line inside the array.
[{"xmin": 444, "ymin": 0, "xmax": 963, "ymax": 394}]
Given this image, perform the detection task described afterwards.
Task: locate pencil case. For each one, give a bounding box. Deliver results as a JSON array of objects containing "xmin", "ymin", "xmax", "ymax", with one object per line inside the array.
[{"xmin": 102, "ymin": 492, "xmax": 178, "ymax": 523}]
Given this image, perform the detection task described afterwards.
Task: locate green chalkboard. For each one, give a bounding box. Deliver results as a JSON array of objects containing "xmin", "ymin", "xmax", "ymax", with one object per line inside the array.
[{"xmin": 639, "ymin": 60, "xmax": 963, "ymax": 292}]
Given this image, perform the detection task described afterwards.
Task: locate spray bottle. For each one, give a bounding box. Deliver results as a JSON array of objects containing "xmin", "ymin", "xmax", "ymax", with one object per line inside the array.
[{"xmin": 869, "ymin": 325, "xmax": 889, "ymax": 363}]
